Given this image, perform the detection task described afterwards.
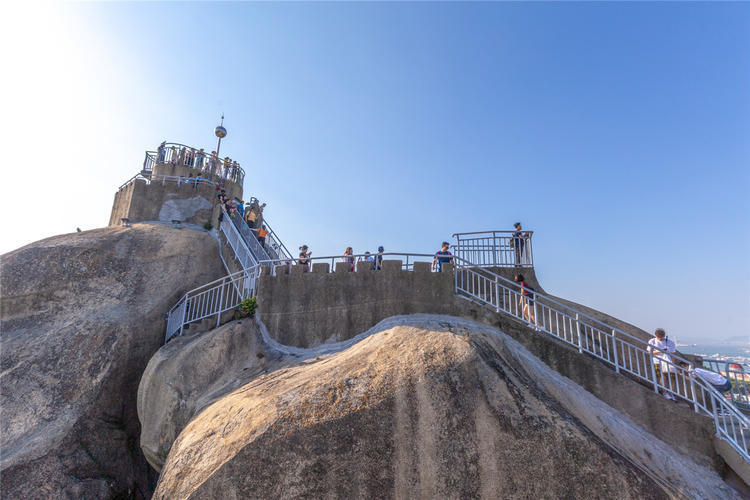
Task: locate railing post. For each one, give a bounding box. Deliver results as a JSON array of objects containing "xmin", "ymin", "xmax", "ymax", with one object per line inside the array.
[
  {"xmin": 649, "ymin": 351, "xmax": 660, "ymax": 394},
  {"xmin": 494, "ymin": 277, "xmax": 500, "ymax": 313},
  {"xmin": 179, "ymin": 298, "xmax": 187, "ymax": 337},
  {"xmin": 216, "ymin": 283, "xmax": 224, "ymax": 328},
  {"xmin": 575, "ymin": 313, "xmax": 583, "ymax": 353},
  {"xmin": 492, "ymin": 233, "xmax": 497, "ymax": 267},
  {"xmin": 689, "ymin": 373, "xmax": 699, "ymax": 413},
  {"xmin": 611, "ymin": 329, "xmax": 619, "ymax": 373}
]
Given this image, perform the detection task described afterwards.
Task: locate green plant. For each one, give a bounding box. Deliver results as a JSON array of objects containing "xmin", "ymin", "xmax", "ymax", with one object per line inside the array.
[
  {"xmin": 203, "ymin": 220, "xmax": 213, "ymax": 231},
  {"xmin": 239, "ymin": 297, "xmax": 257, "ymax": 317}
]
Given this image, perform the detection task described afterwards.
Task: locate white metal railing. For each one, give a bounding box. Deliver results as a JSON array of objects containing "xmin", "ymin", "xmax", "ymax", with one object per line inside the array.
[
  {"xmin": 164, "ymin": 265, "xmax": 261, "ymax": 342},
  {"xmin": 453, "ymin": 230, "xmax": 534, "ymax": 268},
  {"xmin": 118, "ymin": 172, "xmax": 218, "ymax": 191},
  {"xmin": 260, "ymin": 219, "xmax": 293, "ymax": 262},
  {"xmin": 452, "ymin": 262, "xmax": 749, "ymax": 462},
  {"xmin": 226, "ymin": 208, "xmax": 274, "ymax": 264},
  {"xmin": 702, "ymin": 358, "xmax": 750, "ymax": 409},
  {"xmin": 151, "ymin": 142, "xmax": 245, "ymax": 185},
  {"xmin": 219, "ymin": 206, "xmax": 258, "ymax": 271},
  {"xmin": 162, "ymin": 245, "xmax": 749, "ymax": 463}
]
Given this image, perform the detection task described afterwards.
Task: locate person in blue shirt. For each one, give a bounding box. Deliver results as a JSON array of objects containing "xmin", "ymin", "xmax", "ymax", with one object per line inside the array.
[
  {"xmin": 375, "ymin": 246, "xmax": 385, "ymax": 270},
  {"xmin": 432, "ymin": 241, "xmax": 453, "ymax": 272},
  {"xmin": 512, "ymin": 222, "xmax": 528, "ymax": 266}
]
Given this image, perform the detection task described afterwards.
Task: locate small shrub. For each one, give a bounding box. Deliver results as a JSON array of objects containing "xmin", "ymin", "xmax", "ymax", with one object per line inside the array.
[
  {"xmin": 203, "ymin": 220, "xmax": 213, "ymax": 231},
  {"xmin": 239, "ymin": 297, "xmax": 257, "ymax": 317}
]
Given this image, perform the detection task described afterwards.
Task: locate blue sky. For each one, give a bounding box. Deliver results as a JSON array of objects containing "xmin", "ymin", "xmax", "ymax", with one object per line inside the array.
[{"xmin": 3, "ymin": 2, "xmax": 748, "ymax": 343}]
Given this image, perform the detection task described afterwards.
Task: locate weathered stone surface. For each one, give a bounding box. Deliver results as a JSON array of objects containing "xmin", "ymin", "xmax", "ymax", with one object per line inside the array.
[
  {"xmin": 0, "ymin": 223, "xmax": 225, "ymax": 499},
  {"xmin": 137, "ymin": 320, "xmax": 299, "ymax": 472},
  {"xmin": 152, "ymin": 315, "xmax": 682, "ymax": 499}
]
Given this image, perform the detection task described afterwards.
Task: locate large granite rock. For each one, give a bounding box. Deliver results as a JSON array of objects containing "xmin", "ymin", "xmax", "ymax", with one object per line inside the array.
[
  {"xmin": 137, "ymin": 320, "xmax": 299, "ymax": 472},
  {"xmin": 1, "ymin": 223, "xmax": 225, "ymax": 499},
  {"xmin": 151, "ymin": 315, "xmax": 680, "ymax": 499}
]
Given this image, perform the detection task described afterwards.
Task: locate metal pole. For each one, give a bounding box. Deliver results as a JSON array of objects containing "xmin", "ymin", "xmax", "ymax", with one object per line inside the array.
[
  {"xmin": 612, "ymin": 329, "xmax": 620, "ymax": 373},
  {"xmin": 575, "ymin": 313, "xmax": 582, "ymax": 353}
]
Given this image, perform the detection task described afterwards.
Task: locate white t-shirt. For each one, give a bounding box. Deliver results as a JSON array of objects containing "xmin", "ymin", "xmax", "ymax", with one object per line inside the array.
[
  {"xmin": 648, "ymin": 338, "xmax": 677, "ymax": 373},
  {"xmin": 647, "ymin": 338, "xmax": 676, "ymax": 354},
  {"xmin": 692, "ymin": 368, "xmax": 727, "ymax": 386}
]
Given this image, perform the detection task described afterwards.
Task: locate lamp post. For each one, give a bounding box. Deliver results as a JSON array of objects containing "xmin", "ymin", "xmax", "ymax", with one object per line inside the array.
[{"xmin": 214, "ymin": 114, "xmax": 227, "ymax": 156}]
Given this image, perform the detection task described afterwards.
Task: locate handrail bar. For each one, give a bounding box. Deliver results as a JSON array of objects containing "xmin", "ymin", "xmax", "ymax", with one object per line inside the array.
[
  {"xmin": 164, "ymin": 249, "xmax": 749, "ymax": 461},
  {"xmin": 453, "ymin": 230, "xmax": 535, "ymax": 237}
]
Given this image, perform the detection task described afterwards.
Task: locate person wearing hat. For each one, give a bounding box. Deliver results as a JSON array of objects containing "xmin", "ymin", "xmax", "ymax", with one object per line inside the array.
[
  {"xmin": 298, "ymin": 245, "xmax": 311, "ymax": 272},
  {"xmin": 375, "ymin": 246, "xmax": 385, "ymax": 270},
  {"xmin": 363, "ymin": 251, "xmax": 375, "ymax": 270}
]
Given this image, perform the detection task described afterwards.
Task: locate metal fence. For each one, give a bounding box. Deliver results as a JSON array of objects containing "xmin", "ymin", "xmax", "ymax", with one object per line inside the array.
[
  {"xmin": 453, "ymin": 262, "xmax": 748, "ymax": 462},
  {"xmin": 453, "ymin": 230, "xmax": 534, "ymax": 268},
  {"xmin": 163, "ymin": 242, "xmax": 749, "ymax": 463},
  {"xmin": 148, "ymin": 141, "xmax": 245, "ymax": 185},
  {"xmin": 702, "ymin": 358, "xmax": 750, "ymax": 410}
]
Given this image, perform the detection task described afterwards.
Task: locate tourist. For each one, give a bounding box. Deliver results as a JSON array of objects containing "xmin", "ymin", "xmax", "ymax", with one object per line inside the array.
[
  {"xmin": 245, "ymin": 206, "xmax": 258, "ymax": 228},
  {"xmin": 513, "ymin": 274, "xmax": 538, "ymax": 329},
  {"xmin": 255, "ymin": 225, "xmax": 268, "ymax": 248},
  {"xmin": 195, "ymin": 148, "xmax": 205, "ymax": 170},
  {"xmin": 299, "ymin": 245, "xmax": 312, "ymax": 271},
  {"xmin": 209, "ymin": 151, "xmax": 218, "ymax": 176},
  {"xmin": 677, "ymin": 362, "xmax": 732, "ymax": 395},
  {"xmin": 375, "ymin": 246, "xmax": 385, "ymax": 270},
  {"xmin": 512, "ymin": 222, "xmax": 528, "ymax": 266},
  {"xmin": 223, "ymin": 157, "xmax": 231, "ymax": 179},
  {"xmin": 185, "ymin": 148, "xmax": 195, "ymax": 168},
  {"xmin": 343, "ymin": 247, "xmax": 355, "ymax": 272},
  {"xmin": 217, "ymin": 189, "xmax": 227, "ymax": 204},
  {"xmin": 363, "ymin": 251, "xmax": 375, "ymax": 269},
  {"xmin": 236, "ymin": 200, "xmax": 245, "ymax": 217},
  {"xmin": 647, "ymin": 328, "xmax": 678, "ymax": 400},
  {"xmin": 256, "ymin": 202, "xmax": 267, "ymax": 227},
  {"xmin": 432, "ymin": 241, "xmax": 453, "ymax": 272},
  {"xmin": 231, "ymin": 161, "xmax": 239, "ymax": 181},
  {"xmin": 169, "ymin": 145, "xmax": 178, "ymax": 165},
  {"xmin": 156, "ymin": 141, "xmax": 166, "ymax": 163}
]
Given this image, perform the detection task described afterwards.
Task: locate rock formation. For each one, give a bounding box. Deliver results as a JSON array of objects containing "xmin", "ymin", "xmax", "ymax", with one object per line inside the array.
[
  {"xmin": 151, "ymin": 314, "xmax": 733, "ymax": 499},
  {"xmin": 1, "ymin": 223, "xmax": 225, "ymax": 498}
]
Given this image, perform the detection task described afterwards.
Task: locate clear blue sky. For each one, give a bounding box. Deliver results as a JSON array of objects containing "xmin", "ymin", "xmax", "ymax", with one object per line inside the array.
[{"xmin": 3, "ymin": 2, "xmax": 748, "ymax": 343}]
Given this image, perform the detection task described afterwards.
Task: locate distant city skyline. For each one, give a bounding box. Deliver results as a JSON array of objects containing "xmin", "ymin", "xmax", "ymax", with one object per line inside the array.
[{"xmin": 2, "ymin": 2, "xmax": 748, "ymax": 343}]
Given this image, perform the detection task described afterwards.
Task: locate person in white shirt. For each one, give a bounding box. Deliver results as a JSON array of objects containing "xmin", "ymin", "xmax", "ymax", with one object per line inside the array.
[
  {"xmin": 647, "ymin": 328, "xmax": 678, "ymax": 400},
  {"xmin": 678, "ymin": 361, "xmax": 732, "ymax": 393}
]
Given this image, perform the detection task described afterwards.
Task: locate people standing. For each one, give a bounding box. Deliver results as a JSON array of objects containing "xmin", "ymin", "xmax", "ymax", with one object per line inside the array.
[
  {"xmin": 343, "ymin": 247, "xmax": 355, "ymax": 272},
  {"xmin": 298, "ymin": 245, "xmax": 312, "ymax": 271},
  {"xmin": 375, "ymin": 246, "xmax": 385, "ymax": 270},
  {"xmin": 647, "ymin": 328, "xmax": 678, "ymax": 400},
  {"xmin": 432, "ymin": 241, "xmax": 453, "ymax": 272},
  {"xmin": 195, "ymin": 148, "xmax": 205, "ymax": 170},
  {"xmin": 156, "ymin": 141, "xmax": 166, "ymax": 163},
  {"xmin": 513, "ymin": 274, "xmax": 538, "ymax": 329},
  {"xmin": 512, "ymin": 222, "xmax": 528, "ymax": 266}
]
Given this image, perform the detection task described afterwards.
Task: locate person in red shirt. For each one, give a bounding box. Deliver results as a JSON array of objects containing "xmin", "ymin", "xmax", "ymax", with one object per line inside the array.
[{"xmin": 514, "ymin": 274, "xmax": 538, "ymax": 329}]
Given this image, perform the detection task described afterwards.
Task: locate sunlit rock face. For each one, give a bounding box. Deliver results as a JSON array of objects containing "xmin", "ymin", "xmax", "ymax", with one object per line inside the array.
[
  {"xmin": 0, "ymin": 223, "xmax": 224, "ymax": 499},
  {"xmin": 152, "ymin": 316, "xmax": 667, "ymax": 499}
]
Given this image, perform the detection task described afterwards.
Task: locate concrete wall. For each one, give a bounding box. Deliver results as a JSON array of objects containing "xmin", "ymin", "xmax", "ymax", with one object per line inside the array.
[
  {"xmin": 257, "ymin": 261, "xmax": 456, "ymax": 347},
  {"xmin": 255, "ymin": 263, "xmax": 721, "ymax": 472},
  {"xmin": 109, "ymin": 162, "xmax": 244, "ymax": 228}
]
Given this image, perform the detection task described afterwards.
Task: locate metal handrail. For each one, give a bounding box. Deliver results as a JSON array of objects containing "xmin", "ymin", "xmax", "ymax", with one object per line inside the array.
[
  {"xmin": 451, "ymin": 263, "xmax": 749, "ymax": 461},
  {"xmin": 117, "ymin": 172, "xmax": 218, "ymax": 192},
  {"xmin": 453, "ymin": 230, "xmax": 534, "ymax": 268},
  {"xmin": 153, "ymin": 141, "xmax": 245, "ymax": 186},
  {"xmin": 701, "ymin": 358, "xmax": 750, "ymax": 410},
  {"xmin": 163, "ymin": 248, "xmax": 749, "ymax": 463},
  {"xmin": 259, "ymin": 219, "xmax": 293, "ymax": 262},
  {"xmin": 224, "ymin": 207, "xmax": 275, "ymax": 265}
]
